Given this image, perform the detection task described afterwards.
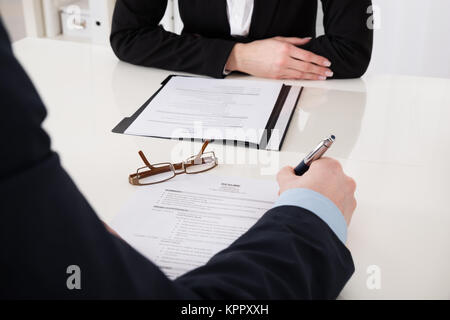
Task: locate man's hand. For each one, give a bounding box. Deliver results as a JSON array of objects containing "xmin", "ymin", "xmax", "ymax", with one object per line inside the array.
[
  {"xmin": 225, "ymin": 36, "xmax": 333, "ymax": 80},
  {"xmin": 276, "ymin": 158, "xmax": 357, "ymax": 225}
]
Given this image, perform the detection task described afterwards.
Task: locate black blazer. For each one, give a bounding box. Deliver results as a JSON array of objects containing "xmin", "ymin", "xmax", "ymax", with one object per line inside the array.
[
  {"xmin": 111, "ymin": 0, "xmax": 373, "ymax": 79},
  {"xmin": 0, "ymin": 20, "xmax": 354, "ymax": 299}
]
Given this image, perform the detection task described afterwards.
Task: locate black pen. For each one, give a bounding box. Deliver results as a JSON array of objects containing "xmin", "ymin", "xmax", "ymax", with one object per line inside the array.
[{"xmin": 294, "ymin": 135, "xmax": 335, "ymax": 176}]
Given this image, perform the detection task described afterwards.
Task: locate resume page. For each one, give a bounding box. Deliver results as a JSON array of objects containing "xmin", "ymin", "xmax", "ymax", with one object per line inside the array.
[
  {"xmin": 112, "ymin": 174, "xmax": 278, "ymax": 279},
  {"xmin": 124, "ymin": 77, "xmax": 283, "ymax": 144}
]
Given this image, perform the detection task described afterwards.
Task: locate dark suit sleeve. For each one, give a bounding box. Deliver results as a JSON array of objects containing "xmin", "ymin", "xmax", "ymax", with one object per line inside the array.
[
  {"xmin": 0, "ymin": 20, "xmax": 353, "ymax": 299},
  {"xmin": 110, "ymin": 0, "xmax": 236, "ymax": 78},
  {"xmin": 301, "ymin": 0, "xmax": 374, "ymax": 79},
  {"xmin": 176, "ymin": 207, "xmax": 354, "ymax": 299}
]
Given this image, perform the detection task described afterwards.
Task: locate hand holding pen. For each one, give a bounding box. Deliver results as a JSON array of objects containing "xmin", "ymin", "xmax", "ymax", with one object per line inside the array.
[{"xmin": 276, "ymin": 135, "xmax": 357, "ymax": 226}]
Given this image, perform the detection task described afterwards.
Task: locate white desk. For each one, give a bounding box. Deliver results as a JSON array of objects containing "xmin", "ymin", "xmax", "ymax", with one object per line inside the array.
[{"xmin": 13, "ymin": 38, "xmax": 450, "ymax": 300}]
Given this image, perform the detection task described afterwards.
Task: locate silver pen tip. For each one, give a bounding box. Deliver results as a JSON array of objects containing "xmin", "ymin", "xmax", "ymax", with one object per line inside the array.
[{"xmin": 324, "ymin": 135, "xmax": 335, "ymax": 147}]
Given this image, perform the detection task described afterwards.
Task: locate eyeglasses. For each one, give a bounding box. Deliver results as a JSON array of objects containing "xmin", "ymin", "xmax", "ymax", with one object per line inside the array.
[{"xmin": 129, "ymin": 141, "xmax": 218, "ymax": 186}]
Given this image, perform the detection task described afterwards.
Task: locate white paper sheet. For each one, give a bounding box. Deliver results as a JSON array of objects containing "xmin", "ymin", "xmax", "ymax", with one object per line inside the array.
[
  {"xmin": 124, "ymin": 77, "xmax": 283, "ymax": 144},
  {"xmin": 112, "ymin": 174, "xmax": 278, "ymax": 279}
]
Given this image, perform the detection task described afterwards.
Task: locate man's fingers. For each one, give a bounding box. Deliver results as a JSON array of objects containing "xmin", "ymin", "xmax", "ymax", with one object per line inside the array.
[
  {"xmin": 351, "ymin": 197, "xmax": 357, "ymax": 212},
  {"xmin": 289, "ymin": 46, "xmax": 331, "ymax": 67},
  {"xmin": 347, "ymin": 177, "xmax": 357, "ymax": 193},
  {"xmin": 275, "ymin": 36, "xmax": 312, "ymax": 46},
  {"xmin": 309, "ymin": 157, "xmax": 343, "ymax": 174},
  {"xmin": 276, "ymin": 166, "xmax": 295, "ymax": 183},
  {"xmin": 287, "ymin": 59, "xmax": 333, "ymax": 78}
]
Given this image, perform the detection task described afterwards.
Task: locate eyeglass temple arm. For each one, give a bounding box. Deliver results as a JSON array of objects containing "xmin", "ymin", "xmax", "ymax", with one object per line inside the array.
[
  {"xmin": 193, "ymin": 140, "xmax": 210, "ymax": 163},
  {"xmin": 140, "ymin": 141, "xmax": 209, "ymax": 166},
  {"xmin": 139, "ymin": 151, "xmax": 154, "ymax": 168},
  {"xmin": 130, "ymin": 165, "xmax": 176, "ymax": 180}
]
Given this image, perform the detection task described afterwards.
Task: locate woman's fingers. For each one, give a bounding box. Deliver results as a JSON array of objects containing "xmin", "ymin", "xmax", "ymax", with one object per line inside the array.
[
  {"xmin": 289, "ymin": 46, "xmax": 331, "ymax": 67},
  {"xmin": 281, "ymin": 69, "xmax": 327, "ymax": 80},
  {"xmin": 287, "ymin": 58, "xmax": 333, "ymax": 78}
]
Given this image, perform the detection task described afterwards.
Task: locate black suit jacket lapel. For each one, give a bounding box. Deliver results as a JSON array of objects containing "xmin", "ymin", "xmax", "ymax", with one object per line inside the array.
[
  {"xmin": 249, "ymin": 0, "xmax": 281, "ymax": 39},
  {"xmin": 216, "ymin": 0, "xmax": 231, "ymax": 36}
]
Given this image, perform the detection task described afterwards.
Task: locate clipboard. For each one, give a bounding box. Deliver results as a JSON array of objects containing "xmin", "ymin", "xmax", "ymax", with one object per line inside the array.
[{"xmin": 112, "ymin": 75, "xmax": 303, "ymax": 151}]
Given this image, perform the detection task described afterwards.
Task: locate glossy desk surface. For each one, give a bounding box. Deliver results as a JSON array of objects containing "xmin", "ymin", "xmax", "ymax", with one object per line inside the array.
[{"xmin": 13, "ymin": 38, "xmax": 450, "ymax": 299}]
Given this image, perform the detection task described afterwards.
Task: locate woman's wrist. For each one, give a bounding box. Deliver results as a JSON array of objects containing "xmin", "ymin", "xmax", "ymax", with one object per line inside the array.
[{"xmin": 225, "ymin": 43, "xmax": 246, "ymax": 73}]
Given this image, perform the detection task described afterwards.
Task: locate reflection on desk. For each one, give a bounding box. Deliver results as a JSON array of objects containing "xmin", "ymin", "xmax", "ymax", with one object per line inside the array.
[{"xmin": 283, "ymin": 87, "xmax": 367, "ymax": 159}]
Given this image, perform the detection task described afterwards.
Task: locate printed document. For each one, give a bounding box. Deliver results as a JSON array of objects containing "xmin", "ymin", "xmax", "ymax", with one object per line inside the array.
[
  {"xmin": 112, "ymin": 174, "xmax": 278, "ymax": 279},
  {"xmin": 124, "ymin": 77, "xmax": 283, "ymax": 144}
]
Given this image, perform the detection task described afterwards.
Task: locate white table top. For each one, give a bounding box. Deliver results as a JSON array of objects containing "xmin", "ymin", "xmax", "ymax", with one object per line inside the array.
[{"xmin": 13, "ymin": 38, "xmax": 450, "ymax": 300}]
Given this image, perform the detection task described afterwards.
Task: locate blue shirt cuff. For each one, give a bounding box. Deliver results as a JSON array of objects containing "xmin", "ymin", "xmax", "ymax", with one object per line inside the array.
[{"xmin": 273, "ymin": 188, "xmax": 347, "ymax": 244}]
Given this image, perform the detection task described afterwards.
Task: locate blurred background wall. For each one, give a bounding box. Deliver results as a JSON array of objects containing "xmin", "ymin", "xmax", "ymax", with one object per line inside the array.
[
  {"xmin": 0, "ymin": 0, "xmax": 26, "ymax": 41},
  {"xmin": 367, "ymin": 0, "xmax": 450, "ymax": 78}
]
